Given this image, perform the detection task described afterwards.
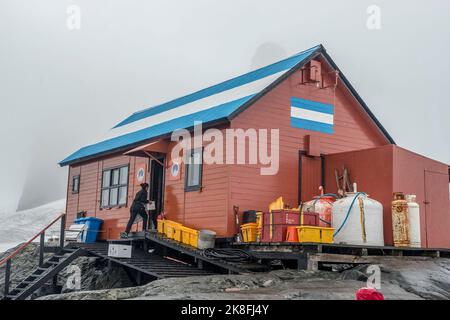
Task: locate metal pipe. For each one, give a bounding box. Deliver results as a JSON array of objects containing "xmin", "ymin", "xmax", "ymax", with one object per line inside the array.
[
  {"xmin": 4, "ymin": 259, "xmax": 11, "ymax": 296},
  {"xmin": 60, "ymin": 214, "xmax": 66, "ymax": 249},
  {"xmin": 39, "ymin": 233, "xmax": 45, "ymax": 267}
]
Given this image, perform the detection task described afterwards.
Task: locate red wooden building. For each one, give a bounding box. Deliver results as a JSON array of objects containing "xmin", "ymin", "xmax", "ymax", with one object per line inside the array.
[{"xmin": 60, "ymin": 45, "xmax": 450, "ymax": 247}]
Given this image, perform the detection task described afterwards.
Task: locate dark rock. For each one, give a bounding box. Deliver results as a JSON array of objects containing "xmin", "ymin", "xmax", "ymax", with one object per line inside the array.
[
  {"xmin": 1, "ymin": 243, "xmax": 134, "ymax": 299},
  {"xmin": 0, "ymin": 243, "xmax": 48, "ymax": 299}
]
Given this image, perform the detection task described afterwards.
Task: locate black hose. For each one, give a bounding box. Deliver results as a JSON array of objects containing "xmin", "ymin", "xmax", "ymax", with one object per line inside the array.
[{"xmin": 202, "ymin": 248, "xmax": 252, "ymax": 262}]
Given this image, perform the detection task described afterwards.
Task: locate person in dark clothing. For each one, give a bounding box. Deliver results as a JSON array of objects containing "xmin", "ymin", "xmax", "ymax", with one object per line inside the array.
[{"xmin": 124, "ymin": 183, "xmax": 149, "ymax": 234}]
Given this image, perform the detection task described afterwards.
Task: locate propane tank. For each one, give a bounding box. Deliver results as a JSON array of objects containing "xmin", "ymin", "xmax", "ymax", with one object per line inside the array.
[
  {"xmin": 406, "ymin": 194, "xmax": 421, "ymax": 248},
  {"xmin": 332, "ymin": 192, "xmax": 384, "ymax": 246},
  {"xmin": 303, "ymin": 192, "xmax": 335, "ymax": 228},
  {"xmin": 391, "ymin": 192, "xmax": 410, "ymax": 247}
]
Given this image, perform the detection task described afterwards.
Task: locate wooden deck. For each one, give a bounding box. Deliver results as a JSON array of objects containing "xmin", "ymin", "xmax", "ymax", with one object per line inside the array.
[{"xmin": 231, "ymin": 242, "xmax": 450, "ymax": 271}]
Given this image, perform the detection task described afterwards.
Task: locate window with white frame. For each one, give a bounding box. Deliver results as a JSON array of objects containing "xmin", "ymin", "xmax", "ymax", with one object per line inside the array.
[
  {"xmin": 101, "ymin": 165, "xmax": 129, "ymax": 208},
  {"xmin": 72, "ymin": 175, "xmax": 80, "ymax": 194}
]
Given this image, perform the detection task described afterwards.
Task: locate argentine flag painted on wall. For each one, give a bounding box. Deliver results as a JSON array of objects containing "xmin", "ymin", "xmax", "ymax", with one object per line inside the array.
[{"xmin": 290, "ymin": 97, "xmax": 334, "ymax": 134}]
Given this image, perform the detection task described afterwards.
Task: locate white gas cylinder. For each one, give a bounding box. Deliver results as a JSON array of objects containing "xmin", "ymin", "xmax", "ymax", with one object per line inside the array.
[{"xmin": 406, "ymin": 194, "xmax": 421, "ymax": 248}]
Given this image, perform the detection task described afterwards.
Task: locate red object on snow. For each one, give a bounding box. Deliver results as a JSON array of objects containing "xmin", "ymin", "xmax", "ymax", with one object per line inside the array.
[{"xmin": 356, "ymin": 288, "xmax": 384, "ymax": 300}]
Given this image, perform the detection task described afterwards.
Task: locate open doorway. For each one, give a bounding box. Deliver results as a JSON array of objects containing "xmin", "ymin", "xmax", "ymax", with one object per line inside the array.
[{"xmin": 149, "ymin": 155, "xmax": 165, "ymax": 228}]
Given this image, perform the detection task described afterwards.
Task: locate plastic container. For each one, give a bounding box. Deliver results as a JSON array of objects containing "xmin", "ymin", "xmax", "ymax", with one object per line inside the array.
[
  {"xmin": 301, "ymin": 211, "xmax": 320, "ymax": 226},
  {"xmin": 256, "ymin": 212, "xmax": 263, "ymax": 241},
  {"xmin": 285, "ymin": 226, "xmax": 299, "ymax": 242},
  {"xmin": 241, "ymin": 223, "xmax": 258, "ymax": 242},
  {"xmin": 296, "ymin": 226, "xmax": 334, "ymax": 243},
  {"xmin": 164, "ymin": 220, "xmax": 182, "ymax": 241},
  {"xmin": 198, "ymin": 230, "xmax": 216, "ymax": 249},
  {"xmin": 303, "ymin": 195, "xmax": 335, "ymax": 227},
  {"xmin": 180, "ymin": 226, "xmax": 199, "ymax": 248},
  {"xmin": 269, "ymin": 197, "xmax": 284, "ymax": 212},
  {"xmin": 332, "ymin": 192, "xmax": 384, "ymax": 246},
  {"xmin": 242, "ymin": 210, "xmax": 257, "ymax": 224},
  {"xmin": 157, "ymin": 219, "xmax": 165, "ymax": 234},
  {"xmin": 262, "ymin": 210, "xmax": 300, "ymax": 242},
  {"xmin": 74, "ymin": 217, "xmax": 103, "ymax": 243}
]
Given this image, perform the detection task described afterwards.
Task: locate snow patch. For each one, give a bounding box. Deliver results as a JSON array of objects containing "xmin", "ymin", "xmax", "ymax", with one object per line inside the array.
[{"xmin": 0, "ymin": 199, "xmax": 66, "ymax": 252}]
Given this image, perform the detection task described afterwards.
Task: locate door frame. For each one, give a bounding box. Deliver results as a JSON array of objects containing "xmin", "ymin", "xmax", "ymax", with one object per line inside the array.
[
  {"xmin": 298, "ymin": 150, "xmax": 326, "ymax": 206},
  {"xmin": 423, "ymin": 169, "xmax": 449, "ymax": 248},
  {"xmin": 149, "ymin": 154, "xmax": 166, "ymax": 215}
]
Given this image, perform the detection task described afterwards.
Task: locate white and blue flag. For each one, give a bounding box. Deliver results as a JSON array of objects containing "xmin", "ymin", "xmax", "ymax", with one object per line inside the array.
[{"xmin": 290, "ymin": 97, "xmax": 334, "ymax": 134}]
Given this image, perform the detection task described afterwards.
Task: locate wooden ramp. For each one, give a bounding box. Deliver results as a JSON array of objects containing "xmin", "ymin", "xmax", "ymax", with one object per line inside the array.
[
  {"xmin": 145, "ymin": 232, "xmax": 269, "ymax": 274},
  {"xmin": 70, "ymin": 242, "xmax": 218, "ymax": 279}
]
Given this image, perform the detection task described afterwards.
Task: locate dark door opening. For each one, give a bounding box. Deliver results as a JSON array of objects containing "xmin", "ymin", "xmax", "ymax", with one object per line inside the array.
[
  {"xmin": 298, "ymin": 151, "xmax": 325, "ymax": 205},
  {"xmin": 149, "ymin": 155, "xmax": 165, "ymax": 227}
]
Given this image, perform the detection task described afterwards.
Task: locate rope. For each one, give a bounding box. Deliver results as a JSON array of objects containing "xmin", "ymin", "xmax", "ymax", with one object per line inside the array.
[
  {"xmin": 202, "ymin": 248, "xmax": 252, "ymax": 262},
  {"xmin": 333, "ymin": 192, "xmax": 366, "ymax": 237},
  {"xmin": 312, "ymin": 193, "xmax": 339, "ymax": 206}
]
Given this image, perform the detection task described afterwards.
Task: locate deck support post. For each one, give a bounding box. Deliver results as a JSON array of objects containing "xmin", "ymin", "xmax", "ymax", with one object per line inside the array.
[
  {"xmin": 60, "ymin": 214, "xmax": 66, "ymax": 249},
  {"xmin": 39, "ymin": 232, "xmax": 45, "ymax": 267},
  {"xmin": 297, "ymin": 253, "xmax": 309, "ymax": 271},
  {"xmin": 143, "ymin": 240, "xmax": 149, "ymax": 253},
  {"xmin": 136, "ymin": 271, "xmax": 142, "ymax": 285},
  {"xmin": 4, "ymin": 259, "xmax": 11, "ymax": 297}
]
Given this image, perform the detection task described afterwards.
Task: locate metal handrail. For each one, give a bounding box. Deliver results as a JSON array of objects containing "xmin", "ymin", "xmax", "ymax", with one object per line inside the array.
[{"xmin": 0, "ymin": 212, "xmax": 66, "ymax": 266}]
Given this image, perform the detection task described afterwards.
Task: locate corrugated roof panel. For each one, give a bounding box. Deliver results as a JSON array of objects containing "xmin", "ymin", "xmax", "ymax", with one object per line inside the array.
[
  {"xmin": 59, "ymin": 94, "xmax": 255, "ymax": 166},
  {"xmin": 97, "ymin": 68, "xmax": 287, "ymax": 144},
  {"xmin": 114, "ymin": 45, "xmax": 321, "ymax": 128}
]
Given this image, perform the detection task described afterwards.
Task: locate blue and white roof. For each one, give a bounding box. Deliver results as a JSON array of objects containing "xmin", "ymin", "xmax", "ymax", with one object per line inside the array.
[
  {"xmin": 60, "ymin": 44, "xmax": 395, "ymax": 166},
  {"xmin": 60, "ymin": 45, "xmax": 321, "ymax": 166}
]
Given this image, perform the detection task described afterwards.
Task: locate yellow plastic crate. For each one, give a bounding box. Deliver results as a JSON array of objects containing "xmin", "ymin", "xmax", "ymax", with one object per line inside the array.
[
  {"xmin": 296, "ymin": 226, "xmax": 334, "ymax": 244},
  {"xmin": 157, "ymin": 219, "xmax": 165, "ymax": 234},
  {"xmin": 256, "ymin": 212, "xmax": 262, "ymax": 238},
  {"xmin": 164, "ymin": 220, "xmax": 182, "ymax": 241},
  {"xmin": 241, "ymin": 223, "xmax": 259, "ymax": 242},
  {"xmin": 180, "ymin": 226, "xmax": 199, "ymax": 248}
]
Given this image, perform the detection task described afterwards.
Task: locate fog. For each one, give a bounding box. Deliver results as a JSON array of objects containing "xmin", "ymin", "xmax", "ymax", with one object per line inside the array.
[{"xmin": 0, "ymin": 0, "xmax": 449, "ymax": 213}]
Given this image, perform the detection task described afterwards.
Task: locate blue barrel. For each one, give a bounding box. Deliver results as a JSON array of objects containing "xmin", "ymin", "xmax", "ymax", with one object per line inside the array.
[{"xmin": 74, "ymin": 217, "xmax": 103, "ymax": 243}]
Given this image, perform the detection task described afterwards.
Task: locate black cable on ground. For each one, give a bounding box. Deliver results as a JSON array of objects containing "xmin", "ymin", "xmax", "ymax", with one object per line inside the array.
[{"xmin": 202, "ymin": 248, "xmax": 252, "ymax": 262}]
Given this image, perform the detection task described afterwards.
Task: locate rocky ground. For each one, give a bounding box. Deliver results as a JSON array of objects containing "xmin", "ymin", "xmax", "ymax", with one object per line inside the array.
[
  {"xmin": 2, "ymin": 243, "xmax": 449, "ymax": 300},
  {"xmin": 0, "ymin": 243, "xmax": 134, "ymax": 299}
]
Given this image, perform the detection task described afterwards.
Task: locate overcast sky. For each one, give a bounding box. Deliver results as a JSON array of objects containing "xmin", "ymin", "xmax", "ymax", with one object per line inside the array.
[{"xmin": 0, "ymin": 0, "xmax": 449, "ymax": 213}]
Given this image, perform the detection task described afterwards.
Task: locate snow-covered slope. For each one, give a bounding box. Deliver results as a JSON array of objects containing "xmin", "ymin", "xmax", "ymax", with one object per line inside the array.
[{"xmin": 0, "ymin": 199, "xmax": 66, "ymax": 252}]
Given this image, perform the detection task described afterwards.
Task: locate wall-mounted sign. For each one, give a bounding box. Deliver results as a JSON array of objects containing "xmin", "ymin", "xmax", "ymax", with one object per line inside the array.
[{"xmin": 136, "ymin": 166, "xmax": 146, "ymax": 182}]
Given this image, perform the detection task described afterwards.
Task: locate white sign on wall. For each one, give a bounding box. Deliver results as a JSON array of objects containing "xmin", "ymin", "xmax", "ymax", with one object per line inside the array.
[
  {"xmin": 171, "ymin": 162, "xmax": 180, "ymax": 177},
  {"xmin": 136, "ymin": 167, "xmax": 145, "ymax": 182}
]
